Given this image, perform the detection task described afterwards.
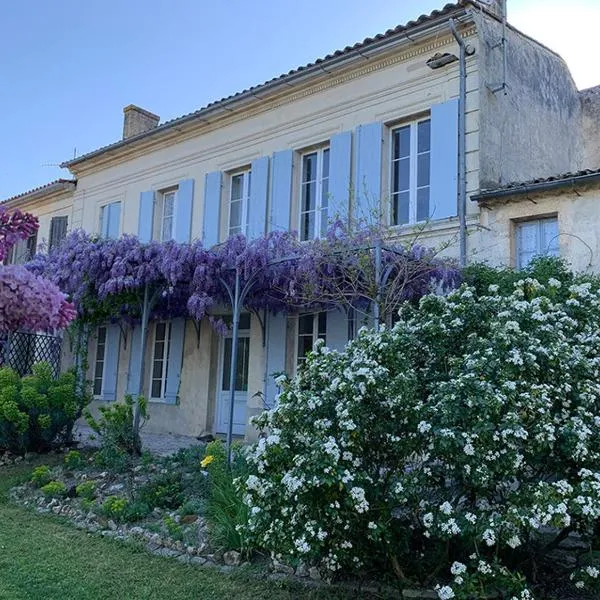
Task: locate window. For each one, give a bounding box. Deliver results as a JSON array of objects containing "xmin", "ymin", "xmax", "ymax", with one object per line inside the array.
[
  {"xmin": 49, "ymin": 216, "xmax": 68, "ymax": 250},
  {"xmin": 300, "ymin": 148, "xmax": 330, "ymax": 240},
  {"xmin": 6, "ymin": 232, "xmax": 37, "ymax": 265},
  {"xmin": 150, "ymin": 321, "xmax": 172, "ymax": 400},
  {"xmin": 229, "ymin": 170, "xmax": 251, "ymax": 236},
  {"xmin": 93, "ymin": 326, "xmax": 107, "ymax": 397},
  {"xmin": 296, "ymin": 312, "xmax": 327, "ymax": 365},
  {"xmin": 515, "ymin": 217, "xmax": 559, "ymax": 269},
  {"xmin": 391, "ymin": 119, "xmax": 431, "ymax": 226},
  {"xmin": 159, "ymin": 190, "xmax": 177, "ymax": 242},
  {"xmin": 99, "ymin": 201, "xmax": 121, "ymax": 239}
]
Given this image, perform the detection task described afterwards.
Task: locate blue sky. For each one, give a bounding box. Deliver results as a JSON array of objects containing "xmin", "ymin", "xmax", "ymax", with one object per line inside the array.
[{"xmin": 1, "ymin": 0, "xmax": 599, "ymax": 200}]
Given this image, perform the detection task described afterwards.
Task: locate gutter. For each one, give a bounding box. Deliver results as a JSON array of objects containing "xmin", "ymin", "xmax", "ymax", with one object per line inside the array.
[
  {"xmin": 62, "ymin": 6, "xmax": 471, "ymax": 170},
  {"xmin": 472, "ymin": 172, "xmax": 600, "ymax": 202}
]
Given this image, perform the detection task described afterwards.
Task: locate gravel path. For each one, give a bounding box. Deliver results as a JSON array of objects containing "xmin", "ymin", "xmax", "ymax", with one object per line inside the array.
[{"xmin": 73, "ymin": 426, "xmax": 202, "ymax": 457}]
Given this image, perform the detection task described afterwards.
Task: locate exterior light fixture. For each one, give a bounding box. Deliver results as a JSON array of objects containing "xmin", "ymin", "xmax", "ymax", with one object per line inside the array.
[{"xmin": 426, "ymin": 52, "xmax": 459, "ymax": 69}]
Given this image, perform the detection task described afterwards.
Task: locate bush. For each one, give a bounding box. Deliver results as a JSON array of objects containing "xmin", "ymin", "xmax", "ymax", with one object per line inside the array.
[
  {"xmin": 31, "ymin": 465, "xmax": 52, "ymax": 488},
  {"xmin": 85, "ymin": 395, "xmax": 148, "ymax": 470},
  {"xmin": 204, "ymin": 440, "xmax": 248, "ymax": 551},
  {"xmin": 41, "ymin": 480, "xmax": 66, "ymax": 498},
  {"xmin": 242, "ymin": 268, "xmax": 600, "ymax": 598},
  {"xmin": 64, "ymin": 449, "xmax": 83, "ymax": 469},
  {"xmin": 101, "ymin": 496, "xmax": 128, "ymax": 521},
  {"xmin": 137, "ymin": 473, "xmax": 184, "ymax": 510},
  {"xmin": 0, "ymin": 363, "xmax": 88, "ymax": 454},
  {"xmin": 75, "ymin": 481, "xmax": 96, "ymax": 500}
]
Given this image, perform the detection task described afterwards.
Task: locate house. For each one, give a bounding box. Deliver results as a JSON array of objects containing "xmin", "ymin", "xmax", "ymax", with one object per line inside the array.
[{"xmin": 4, "ymin": 0, "xmax": 600, "ymax": 439}]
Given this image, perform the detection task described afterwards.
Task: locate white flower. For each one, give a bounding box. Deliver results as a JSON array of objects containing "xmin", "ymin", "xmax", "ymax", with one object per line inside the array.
[
  {"xmin": 418, "ymin": 421, "xmax": 432, "ymax": 434},
  {"xmin": 477, "ymin": 560, "xmax": 492, "ymax": 575},
  {"xmin": 482, "ymin": 528, "xmax": 496, "ymax": 546},
  {"xmin": 463, "ymin": 443, "xmax": 475, "ymax": 456},
  {"xmin": 507, "ymin": 535, "xmax": 521, "ymax": 548},
  {"xmin": 585, "ymin": 566, "xmax": 599, "ymax": 578},
  {"xmin": 450, "ymin": 561, "xmax": 467, "ymax": 575},
  {"xmin": 435, "ymin": 585, "xmax": 455, "ymax": 599},
  {"xmin": 350, "ymin": 486, "xmax": 369, "ymax": 513},
  {"xmin": 440, "ymin": 501, "xmax": 453, "ymax": 515}
]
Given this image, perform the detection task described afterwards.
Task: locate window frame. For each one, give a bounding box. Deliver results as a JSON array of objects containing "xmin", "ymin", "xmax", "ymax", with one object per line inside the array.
[
  {"xmin": 389, "ymin": 117, "xmax": 431, "ymax": 227},
  {"xmin": 149, "ymin": 321, "xmax": 172, "ymax": 401},
  {"xmin": 299, "ymin": 146, "xmax": 330, "ymax": 241},
  {"xmin": 514, "ymin": 215, "xmax": 559, "ymax": 269},
  {"xmin": 295, "ymin": 312, "xmax": 327, "ymax": 367},
  {"xmin": 93, "ymin": 326, "xmax": 107, "ymax": 398},
  {"xmin": 99, "ymin": 201, "xmax": 121, "ymax": 239},
  {"xmin": 49, "ymin": 215, "xmax": 68, "ymax": 251},
  {"xmin": 228, "ymin": 169, "xmax": 251, "ymax": 237}
]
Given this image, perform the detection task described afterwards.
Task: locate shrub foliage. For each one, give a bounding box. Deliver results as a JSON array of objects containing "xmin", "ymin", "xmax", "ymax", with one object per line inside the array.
[{"xmin": 242, "ymin": 262, "xmax": 600, "ymax": 598}]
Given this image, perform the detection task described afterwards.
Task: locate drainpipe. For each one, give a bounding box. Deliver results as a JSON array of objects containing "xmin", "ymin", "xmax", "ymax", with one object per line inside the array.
[{"xmin": 449, "ymin": 19, "xmax": 469, "ymax": 268}]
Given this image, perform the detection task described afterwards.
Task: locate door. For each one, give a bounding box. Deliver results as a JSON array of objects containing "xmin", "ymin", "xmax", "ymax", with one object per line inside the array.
[{"xmin": 216, "ymin": 332, "xmax": 250, "ymax": 436}]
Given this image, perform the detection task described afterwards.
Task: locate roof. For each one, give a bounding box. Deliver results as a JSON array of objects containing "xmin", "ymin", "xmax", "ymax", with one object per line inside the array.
[
  {"xmin": 1, "ymin": 179, "xmax": 76, "ymax": 206},
  {"xmin": 62, "ymin": 1, "xmax": 469, "ymax": 170},
  {"xmin": 472, "ymin": 169, "xmax": 600, "ymax": 202}
]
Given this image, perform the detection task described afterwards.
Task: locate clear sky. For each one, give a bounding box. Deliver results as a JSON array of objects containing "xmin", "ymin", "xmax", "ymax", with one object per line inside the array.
[{"xmin": 1, "ymin": 0, "xmax": 599, "ymax": 200}]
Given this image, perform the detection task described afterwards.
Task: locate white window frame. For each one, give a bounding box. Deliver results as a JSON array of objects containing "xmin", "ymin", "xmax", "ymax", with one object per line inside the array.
[
  {"xmin": 155, "ymin": 189, "xmax": 177, "ymax": 242},
  {"xmin": 99, "ymin": 201, "xmax": 121, "ymax": 239},
  {"xmin": 299, "ymin": 147, "xmax": 330, "ymax": 241},
  {"xmin": 296, "ymin": 312, "xmax": 327, "ymax": 367},
  {"xmin": 93, "ymin": 326, "xmax": 107, "ymax": 398},
  {"xmin": 149, "ymin": 321, "xmax": 172, "ymax": 401},
  {"xmin": 228, "ymin": 169, "xmax": 251, "ymax": 237},
  {"xmin": 390, "ymin": 118, "xmax": 431, "ymax": 227},
  {"xmin": 514, "ymin": 216, "xmax": 559, "ymax": 269}
]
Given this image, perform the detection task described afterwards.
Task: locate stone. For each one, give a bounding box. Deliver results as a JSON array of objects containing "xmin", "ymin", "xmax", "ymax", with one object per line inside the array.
[
  {"xmin": 186, "ymin": 546, "xmax": 195, "ymax": 555},
  {"xmin": 176, "ymin": 554, "xmax": 191, "ymax": 564},
  {"xmin": 223, "ymin": 550, "xmax": 242, "ymax": 567},
  {"xmin": 309, "ymin": 566, "xmax": 321, "ymax": 581},
  {"xmin": 402, "ymin": 590, "xmax": 438, "ymax": 599},
  {"xmin": 190, "ymin": 556, "xmax": 207, "ymax": 566},
  {"xmin": 133, "ymin": 465, "xmax": 143, "ymax": 473},
  {"xmin": 107, "ymin": 520, "xmax": 118, "ymax": 531},
  {"xmin": 129, "ymin": 526, "xmax": 144, "ymax": 536},
  {"xmin": 52, "ymin": 506, "xmax": 62, "ymax": 514},
  {"xmin": 108, "ymin": 483, "xmax": 124, "ymax": 493},
  {"xmin": 272, "ymin": 559, "xmax": 294, "ymax": 576},
  {"xmin": 295, "ymin": 562, "xmax": 309, "ymax": 578},
  {"xmin": 155, "ymin": 547, "xmax": 179, "ymax": 558},
  {"xmin": 181, "ymin": 514, "xmax": 197, "ymax": 525}
]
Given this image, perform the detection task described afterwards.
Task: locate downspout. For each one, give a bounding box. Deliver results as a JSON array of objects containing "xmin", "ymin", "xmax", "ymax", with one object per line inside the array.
[{"xmin": 449, "ymin": 19, "xmax": 469, "ymax": 268}]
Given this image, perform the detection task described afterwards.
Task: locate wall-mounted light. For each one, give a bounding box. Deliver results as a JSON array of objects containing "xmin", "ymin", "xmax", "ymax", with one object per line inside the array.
[{"xmin": 426, "ymin": 52, "xmax": 459, "ymax": 69}]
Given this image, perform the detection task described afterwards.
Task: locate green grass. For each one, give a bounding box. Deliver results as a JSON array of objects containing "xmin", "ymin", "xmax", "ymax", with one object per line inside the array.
[{"xmin": 0, "ymin": 458, "xmax": 368, "ymax": 600}]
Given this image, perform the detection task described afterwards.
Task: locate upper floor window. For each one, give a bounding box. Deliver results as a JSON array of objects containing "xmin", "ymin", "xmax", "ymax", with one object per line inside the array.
[
  {"xmin": 300, "ymin": 148, "xmax": 330, "ymax": 241},
  {"xmin": 150, "ymin": 321, "xmax": 172, "ymax": 400},
  {"xmin": 229, "ymin": 170, "xmax": 251, "ymax": 237},
  {"xmin": 391, "ymin": 119, "xmax": 431, "ymax": 226},
  {"xmin": 296, "ymin": 312, "xmax": 326, "ymax": 366},
  {"xmin": 515, "ymin": 216, "xmax": 559, "ymax": 269},
  {"xmin": 160, "ymin": 190, "xmax": 177, "ymax": 242},
  {"xmin": 93, "ymin": 326, "xmax": 107, "ymax": 397},
  {"xmin": 6, "ymin": 232, "xmax": 37, "ymax": 265},
  {"xmin": 99, "ymin": 201, "xmax": 121, "ymax": 239},
  {"xmin": 49, "ymin": 216, "xmax": 68, "ymax": 251}
]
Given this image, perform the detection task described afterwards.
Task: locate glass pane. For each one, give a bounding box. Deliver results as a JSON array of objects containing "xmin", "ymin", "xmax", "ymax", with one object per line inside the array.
[
  {"xmin": 322, "ymin": 149, "xmax": 330, "ymax": 178},
  {"xmin": 320, "ymin": 207, "xmax": 328, "ymax": 237},
  {"xmin": 299, "ymin": 314, "xmax": 314, "ymax": 335},
  {"xmin": 398, "ymin": 126, "xmax": 411, "ymax": 158},
  {"xmin": 318, "ymin": 312, "xmax": 327, "ymax": 337},
  {"xmin": 235, "ymin": 337, "xmax": 250, "ymax": 391},
  {"xmin": 417, "ymin": 153, "xmax": 430, "ymax": 187},
  {"xmin": 231, "ymin": 175, "xmax": 243, "ymax": 201},
  {"xmin": 94, "ymin": 361, "xmax": 104, "ymax": 380},
  {"xmin": 393, "ymin": 192, "xmax": 410, "ymax": 225},
  {"xmin": 152, "ymin": 360, "xmax": 163, "ymax": 379},
  {"xmin": 93, "ymin": 379, "xmax": 102, "ymax": 396},
  {"xmin": 97, "ymin": 327, "xmax": 107, "ymax": 344},
  {"xmin": 154, "ymin": 341, "xmax": 165, "ymax": 360},
  {"xmin": 163, "ymin": 193, "xmax": 175, "ymax": 217},
  {"xmin": 393, "ymin": 158, "xmax": 410, "ymax": 195},
  {"xmin": 247, "ymin": 171, "xmax": 252, "ymax": 197},
  {"xmin": 151, "ymin": 379, "xmax": 162, "ymax": 399},
  {"xmin": 297, "ymin": 336, "xmax": 313, "ymax": 361},
  {"xmin": 302, "ymin": 181, "xmax": 316, "ymax": 212},
  {"xmin": 239, "ymin": 313, "xmax": 251, "ymax": 330},
  {"xmin": 321, "ymin": 177, "xmax": 329, "ymax": 206},
  {"xmin": 161, "ymin": 216, "xmax": 173, "ymax": 241},
  {"xmin": 517, "ymin": 222, "xmax": 538, "ymax": 255},
  {"xmin": 301, "ymin": 211, "xmax": 315, "ymax": 241},
  {"xmin": 542, "ymin": 218, "xmax": 559, "ymax": 254},
  {"xmin": 303, "ymin": 153, "xmax": 317, "ymax": 182},
  {"xmin": 418, "ymin": 120, "xmax": 431, "ymax": 152},
  {"xmin": 222, "ymin": 338, "xmax": 232, "ymax": 390},
  {"xmin": 416, "ymin": 187, "xmax": 430, "ymax": 222},
  {"xmin": 229, "ymin": 200, "xmax": 241, "ymax": 230}
]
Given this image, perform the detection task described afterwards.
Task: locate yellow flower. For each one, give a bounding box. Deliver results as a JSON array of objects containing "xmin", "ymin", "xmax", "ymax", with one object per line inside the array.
[{"xmin": 200, "ymin": 455, "xmax": 215, "ymax": 468}]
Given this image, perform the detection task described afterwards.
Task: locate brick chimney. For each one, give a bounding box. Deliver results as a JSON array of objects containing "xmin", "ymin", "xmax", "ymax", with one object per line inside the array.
[{"xmin": 122, "ymin": 105, "xmax": 160, "ymax": 140}]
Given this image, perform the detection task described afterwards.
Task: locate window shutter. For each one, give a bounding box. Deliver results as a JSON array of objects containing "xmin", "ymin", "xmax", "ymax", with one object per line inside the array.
[
  {"xmin": 354, "ymin": 122, "xmax": 383, "ymax": 225},
  {"xmin": 203, "ymin": 172, "xmax": 222, "ymax": 247},
  {"xmin": 49, "ymin": 216, "xmax": 68, "ymax": 250},
  {"xmin": 138, "ymin": 191, "xmax": 155, "ymax": 242},
  {"xmin": 175, "ymin": 179, "xmax": 194, "ymax": 242},
  {"xmin": 269, "ymin": 149, "xmax": 293, "ymax": 232},
  {"xmin": 107, "ymin": 202, "xmax": 121, "ymax": 239},
  {"xmin": 126, "ymin": 326, "xmax": 143, "ymax": 397},
  {"xmin": 430, "ymin": 99, "xmax": 459, "ymax": 220},
  {"xmin": 325, "ymin": 308, "xmax": 348, "ymax": 351},
  {"xmin": 248, "ymin": 157, "xmax": 269, "ymax": 239},
  {"xmin": 264, "ymin": 313, "xmax": 287, "ymax": 408},
  {"xmin": 164, "ymin": 318, "xmax": 185, "ymax": 404},
  {"xmin": 102, "ymin": 324, "xmax": 121, "ymax": 401},
  {"xmin": 329, "ymin": 131, "xmax": 352, "ymax": 224}
]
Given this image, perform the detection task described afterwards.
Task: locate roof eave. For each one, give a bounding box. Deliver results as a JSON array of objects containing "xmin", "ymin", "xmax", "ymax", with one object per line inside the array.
[{"xmin": 1, "ymin": 179, "xmax": 76, "ymax": 207}]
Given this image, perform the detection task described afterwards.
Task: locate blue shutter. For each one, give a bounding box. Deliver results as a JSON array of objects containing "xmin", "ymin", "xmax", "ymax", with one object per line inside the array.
[
  {"xmin": 138, "ymin": 191, "xmax": 155, "ymax": 242},
  {"xmin": 102, "ymin": 324, "xmax": 121, "ymax": 401},
  {"xmin": 107, "ymin": 202, "xmax": 121, "ymax": 239},
  {"xmin": 164, "ymin": 318, "xmax": 185, "ymax": 405},
  {"xmin": 430, "ymin": 99, "xmax": 459, "ymax": 220},
  {"xmin": 264, "ymin": 313, "xmax": 287, "ymax": 408},
  {"xmin": 325, "ymin": 309, "xmax": 348, "ymax": 351},
  {"xmin": 328, "ymin": 131, "xmax": 352, "ymax": 224},
  {"xmin": 269, "ymin": 149, "xmax": 293, "ymax": 232},
  {"xmin": 126, "ymin": 326, "xmax": 143, "ymax": 397},
  {"xmin": 248, "ymin": 157, "xmax": 269, "ymax": 239},
  {"xmin": 354, "ymin": 122, "xmax": 383, "ymax": 224},
  {"xmin": 175, "ymin": 179, "xmax": 194, "ymax": 242},
  {"xmin": 203, "ymin": 171, "xmax": 222, "ymax": 247}
]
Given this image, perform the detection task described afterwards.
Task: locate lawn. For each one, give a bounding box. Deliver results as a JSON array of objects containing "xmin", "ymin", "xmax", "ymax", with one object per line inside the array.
[{"xmin": 0, "ymin": 459, "xmax": 365, "ymax": 600}]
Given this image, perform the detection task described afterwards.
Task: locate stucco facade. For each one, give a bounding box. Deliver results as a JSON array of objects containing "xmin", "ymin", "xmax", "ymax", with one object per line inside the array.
[{"xmin": 4, "ymin": 1, "xmax": 600, "ymax": 439}]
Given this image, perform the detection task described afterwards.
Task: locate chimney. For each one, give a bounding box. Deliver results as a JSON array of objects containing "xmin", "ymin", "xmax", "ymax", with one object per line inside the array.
[{"xmin": 122, "ymin": 105, "xmax": 160, "ymax": 140}]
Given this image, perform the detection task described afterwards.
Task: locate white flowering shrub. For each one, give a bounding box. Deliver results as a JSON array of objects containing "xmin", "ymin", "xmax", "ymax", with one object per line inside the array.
[{"xmin": 242, "ymin": 268, "xmax": 600, "ymax": 598}]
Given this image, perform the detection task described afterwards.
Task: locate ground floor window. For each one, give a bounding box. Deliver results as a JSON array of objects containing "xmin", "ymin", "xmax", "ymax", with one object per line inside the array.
[
  {"xmin": 515, "ymin": 216, "xmax": 559, "ymax": 269},
  {"xmin": 296, "ymin": 312, "xmax": 327, "ymax": 366},
  {"xmin": 93, "ymin": 326, "xmax": 107, "ymax": 397},
  {"xmin": 150, "ymin": 322, "xmax": 172, "ymax": 400}
]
